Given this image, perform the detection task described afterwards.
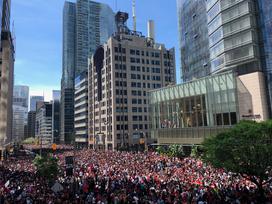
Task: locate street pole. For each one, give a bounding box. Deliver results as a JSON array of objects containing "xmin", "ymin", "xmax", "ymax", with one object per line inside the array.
[{"xmin": 39, "ymin": 135, "xmax": 42, "ymax": 156}]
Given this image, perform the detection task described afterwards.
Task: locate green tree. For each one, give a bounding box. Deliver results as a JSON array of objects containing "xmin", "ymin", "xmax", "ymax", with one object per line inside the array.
[
  {"xmin": 33, "ymin": 154, "xmax": 59, "ymax": 180},
  {"xmin": 156, "ymin": 146, "xmax": 166, "ymax": 155},
  {"xmin": 202, "ymin": 120, "xmax": 272, "ymax": 201},
  {"xmin": 190, "ymin": 145, "xmax": 203, "ymax": 158},
  {"xmin": 168, "ymin": 144, "xmax": 185, "ymax": 158}
]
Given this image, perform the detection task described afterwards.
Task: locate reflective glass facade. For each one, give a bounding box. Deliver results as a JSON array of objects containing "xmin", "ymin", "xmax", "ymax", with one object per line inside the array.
[
  {"xmin": 75, "ymin": 0, "xmax": 116, "ymax": 76},
  {"xmin": 207, "ymin": 0, "xmax": 261, "ymax": 73},
  {"xmin": 150, "ymin": 71, "xmax": 238, "ymax": 144},
  {"xmin": 61, "ymin": 1, "xmax": 76, "ymax": 143},
  {"xmin": 61, "ymin": 0, "xmax": 116, "ymax": 143},
  {"xmin": 177, "ymin": 0, "xmax": 211, "ymax": 82},
  {"xmin": 256, "ymin": 0, "xmax": 272, "ymax": 115},
  {"xmin": 62, "ymin": 1, "xmax": 76, "ymax": 89}
]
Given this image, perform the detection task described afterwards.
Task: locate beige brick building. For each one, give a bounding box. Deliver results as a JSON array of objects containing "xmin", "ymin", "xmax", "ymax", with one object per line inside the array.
[{"xmin": 88, "ymin": 12, "xmax": 176, "ymax": 150}]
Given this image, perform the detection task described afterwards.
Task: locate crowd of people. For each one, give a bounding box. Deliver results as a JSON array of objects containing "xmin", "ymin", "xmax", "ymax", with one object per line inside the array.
[{"xmin": 0, "ymin": 148, "xmax": 272, "ymax": 203}]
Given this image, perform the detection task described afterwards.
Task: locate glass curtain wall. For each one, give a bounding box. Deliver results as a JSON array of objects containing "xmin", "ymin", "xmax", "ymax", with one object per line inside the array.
[
  {"xmin": 150, "ymin": 71, "xmax": 238, "ymax": 132},
  {"xmin": 177, "ymin": 0, "xmax": 210, "ymax": 82},
  {"xmin": 256, "ymin": 0, "xmax": 272, "ymax": 116},
  {"xmin": 207, "ymin": 0, "xmax": 260, "ymax": 73}
]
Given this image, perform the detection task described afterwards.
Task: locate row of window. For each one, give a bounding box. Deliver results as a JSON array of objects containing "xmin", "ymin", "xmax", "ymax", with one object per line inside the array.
[
  {"xmin": 131, "ymin": 98, "xmax": 147, "ymax": 104},
  {"xmin": 115, "ymin": 81, "xmax": 127, "ymax": 87},
  {"xmin": 114, "ymin": 47, "xmax": 173, "ymax": 60},
  {"xmin": 131, "ymin": 90, "xmax": 147, "ymax": 96},
  {"xmin": 130, "ymin": 57, "xmax": 161, "ymax": 65},
  {"xmin": 130, "ymin": 74, "xmax": 161, "ymax": 81},
  {"xmin": 132, "ymin": 115, "xmax": 148, "ymax": 121},
  {"xmin": 132, "ymin": 124, "xmax": 148, "ymax": 130},
  {"xmin": 130, "ymin": 49, "xmax": 160, "ymax": 58},
  {"xmin": 132, "ymin": 107, "xmax": 148, "ymax": 113},
  {"xmin": 112, "ymin": 124, "xmax": 150, "ymax": 131}
]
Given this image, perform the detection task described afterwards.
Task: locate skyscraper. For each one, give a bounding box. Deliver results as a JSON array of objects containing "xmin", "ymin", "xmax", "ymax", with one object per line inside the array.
[
  {"xmin": 13, "ymin": 85, "xmax": 29, "ymax": 108},
  {"xmin": 61, "ymin": 1, "xmax": 76, "ymax": 144},
  {"xmin": 206, "ymin": 0, "xmax": 261, "ymax": 74},
  {"xmin": 52, "ymin": 90, "xmax": 61, "ymax": 101},
  {"xmin": 1, "ymin": 0, "xmax": 10, "ymax": 31},
  {"xmin": 13, "ymin": 85, "xmax": 29, "ymax": 142},
  {"xmin": 74, "ymin": 71, "xmax": 88, "ymax": 148},
  {"xmin": 256, "ymin": 0, "xmax": 272, "ymax": 116},
  {"xmin": 52, "ymin": 90, "xmax": 60, "ymax": 143},
  {"xmin": 75, "ymin": 0, "xmax": 116, "ymax": 76},
  {"xmin": 30, "ymin": 96, "xmax": 44, "ymax": 111},
  {"xmin": 61, "ymin": 0, "xmax": 116, "ymax": 144},
  {"xmin": 35, "ymin": 102, "xmax": 53, "ymax": 145},
  {"xmin": 0, "ymin": 0, "xmax": 13, "ymax": 157},
  {"xmin": 88, "ymin": 12, "xmax": 176, "ymax": 150},
  {"xmin": 27, "ymin": 111, "xmax": 36, "ymax": 138},
  {"xmin": 177, "ymin": 0, "xmax": 211, "ymax": 82},
  {"xmin": 149, "ymin": 0, "xmax": 271, "ymax": 147},
  {"xmin": 177, "ymin": 0, "xmax": 272, "ymax": 116}
]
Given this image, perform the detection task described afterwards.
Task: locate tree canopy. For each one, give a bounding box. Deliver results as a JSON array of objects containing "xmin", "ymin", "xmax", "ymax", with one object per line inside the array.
[
  {"xmin": 156, "ymin": 144, "xmax": 185, "ymax": 158},
  {"xmin": 33, "ymin": 154, "xmax": 59, "ymax": 180},
  {"xmin": 202, "ymin": 120, "xmax": 272, "ymax": 198}
]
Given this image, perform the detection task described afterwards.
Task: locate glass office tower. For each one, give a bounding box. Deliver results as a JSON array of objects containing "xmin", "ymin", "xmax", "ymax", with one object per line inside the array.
[
  {"xmin": 61, "ymin": 1, "xmax": 76, "ymax": 143},
  {"xmin": 61, "ymin": 0, "xmax": 116, "ymax": 143},
  {"xmin": 177, "ymin": 0, "xmax": 211, "ymax": 82},
  {"xmin": 206, "ymin": 0, "xmax": 261, "ymax": 74},
  {"xmin": 75, "ymin": 0, "xmax": 116, "ymax": 76},
  {"xmin": 256, "ymin": 0, "xmax": 272, "ymax": 115}
]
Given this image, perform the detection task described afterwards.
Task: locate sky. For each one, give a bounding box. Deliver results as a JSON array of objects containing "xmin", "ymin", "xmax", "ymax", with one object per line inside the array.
[{"xmin": 11, "ymin": 0, "xmax": 180, "ymax": 101}]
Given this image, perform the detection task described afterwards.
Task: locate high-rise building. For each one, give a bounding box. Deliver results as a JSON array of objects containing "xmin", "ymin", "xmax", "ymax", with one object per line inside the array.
[
  {"xmin": 150, "ymin": 0, "xmax": 271, "ymax": 148},
  {"xmin": 177, "ymin": 0, "xmax": 211, "ymax": 82},
  {"xmin": 52, "ymin": 90, "xmax": 60, "ymax": 143},
  {"xmin": 74, "ymin": 71, "xmax": 88, "ymax": 148},
  {"xmin": 27, "ymin": 111, "xmax": 36, "ymax": 138},
  {"xmin": 13, "ymin": 85, "xmax": 29, "ymax": 108},
  {"xmin": 12, "ymin": 105, "xmax": 26, "ymax": 142},
  {"xmin": 52, "ymin": 90, "xmax": 60, "ymax": 101},
  {"xmin": 0, "ymin": 30, "xmax": 14, "ymax": 154},
  {"xmin": 88, "ymin": 12, "xmax": 176, "ymax": 150},
  {"xmin": 256, "ymin": 0, "xmax": 272, "ymax": 116},
  {"xmin": 177, "ymin": 0, "xmax": 272, "ymax": 116},
  {"xmin": 35, "ymin": 94, "xmax": 60, "ymax": 145},
  {"xmin": 12, "ymin": 85, "xmax": 29, "ymax": 142},
  {"xmin": 1, "ymin": 0, "xmax": 10, "ymax": 32},
  {"xmin": 0, "ymin": 0, "xmax": 13, "ymax": 158},
  {"xmin": 35, "ymin": 102, "xmax": 53, "ymax": 145},
  {"xmin": 61, "ymin": 1, "xmax": 76, "ymax": 145},
  {"xmin": 30, "ymin": 96, "xmax": 44, "ymax": 111},
  {"xmin": 206, "ymin": 0, "xmax": 261, "ymax": 74},
  {"xmin": 61, "ymin": 0, "xmax": 116, "ymax": 144},
  {"xmin": 75, "ymin": 0, "xmax": 116, "ymax": 76}
]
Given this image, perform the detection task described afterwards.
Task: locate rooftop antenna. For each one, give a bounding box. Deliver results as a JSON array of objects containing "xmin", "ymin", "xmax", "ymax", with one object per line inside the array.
[
  {"xmin": 132, "ymin": 0, "xmax": 136, "ymax": 31},
  {"xmin": 115, "ymin": 0, "xmax": 117, "ymax": 12}
]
